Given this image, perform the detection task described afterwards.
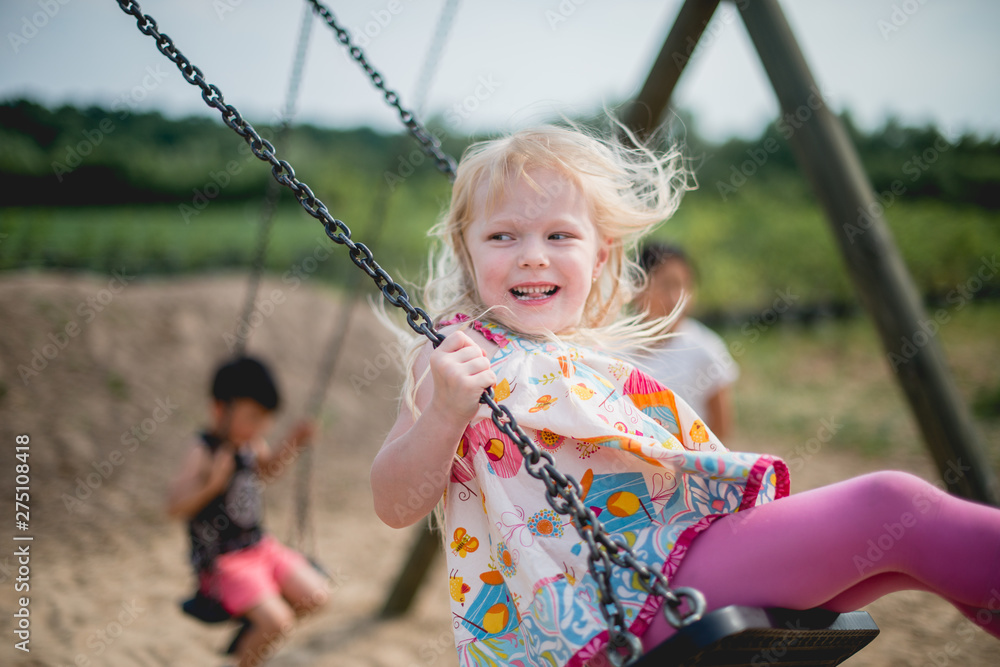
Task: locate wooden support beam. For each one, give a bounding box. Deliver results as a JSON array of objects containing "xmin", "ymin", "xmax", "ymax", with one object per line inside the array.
[
  {"xmin": 623, "ymin": 0, "xmax": 722, "ymax": 137},
  {"xmin": 736, "ymin": 0, "xmax": 999, "ymax": 504},
  {"xmin": 378, "ymin": 518, "xmax": 439, "ymax": 618}
]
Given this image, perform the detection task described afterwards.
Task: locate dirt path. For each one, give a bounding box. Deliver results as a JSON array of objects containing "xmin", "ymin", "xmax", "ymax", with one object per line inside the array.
[{"xmin": 0, "ymin": 273, "xmax": 995, "ymax": 666}]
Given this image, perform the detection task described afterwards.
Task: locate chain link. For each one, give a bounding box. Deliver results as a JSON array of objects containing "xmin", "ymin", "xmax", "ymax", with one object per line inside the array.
[
  {"xmin": 304, "ymin": 0, "xmax": 457, "ymax": 182},
  {"xmin": 115, "ymin": 1, "xmax": 704, "ymax": 661}
]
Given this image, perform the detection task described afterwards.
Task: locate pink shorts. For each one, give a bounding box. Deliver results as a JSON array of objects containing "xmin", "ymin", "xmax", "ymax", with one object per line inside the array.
[{"xmin": 201, "ymin": 535, "xmax": 308, "ymax": 616}]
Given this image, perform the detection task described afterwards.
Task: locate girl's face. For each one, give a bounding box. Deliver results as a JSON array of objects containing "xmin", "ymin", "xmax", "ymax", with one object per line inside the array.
[
  {"xmin": 214, "ymin": 398, "xmax": 273, "ymax": 444},
  {"xmin": 464, "ymin": 168, "xmax": 610, "ymax": 335}
]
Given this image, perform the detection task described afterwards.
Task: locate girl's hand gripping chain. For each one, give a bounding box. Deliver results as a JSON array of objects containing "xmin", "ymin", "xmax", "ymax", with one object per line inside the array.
[
  {"xmin": 428, "ymin": 330, "xmax": 496, "ymax": 428},
  {"xmin": 206, "ymin": 441, "xmax": 237, "ymax": 493}
]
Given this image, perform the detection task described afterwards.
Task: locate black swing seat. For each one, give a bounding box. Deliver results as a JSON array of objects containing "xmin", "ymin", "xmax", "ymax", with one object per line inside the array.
[
  {"xmin": 640, "ymin": 606, "xmax": 879, "ymax": 667},
  {"xmin": 181, "ymin": 592, "xmax": 252, "ymax": 655},
  {"xmin": 181, "ymin": 590, "xmax": 233, "ymax": 624}
]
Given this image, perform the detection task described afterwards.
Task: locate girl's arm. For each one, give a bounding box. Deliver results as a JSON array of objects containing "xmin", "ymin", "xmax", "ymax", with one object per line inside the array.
[
  {"xmin": 253, "ymin": 420, "xmax": 316, "ymax": 481},
  {"xmin": 371, "ymin": 330, "xmax": 496, "ymax": 529},
  {"xmin": 167, "ymin": 440, "xmax": 235, "ymax": 519}
]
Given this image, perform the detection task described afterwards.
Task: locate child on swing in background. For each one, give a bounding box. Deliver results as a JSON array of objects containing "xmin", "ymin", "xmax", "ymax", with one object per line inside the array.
[
  {"xmin": 168, "ymin": 356, "xmax": 328, "ymax": 667},
  {"xmin": 631, "ymin": 241, "xmax": 738, "ymax": 441},
  {"xmin": 370, "ymin": 124, "xmax": 1000, "ymax": 666}
]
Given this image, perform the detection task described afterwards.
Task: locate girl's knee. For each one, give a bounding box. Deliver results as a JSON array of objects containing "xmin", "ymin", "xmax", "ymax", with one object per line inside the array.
[
  {"xmin": 852, "ymin": 471, "xmax": 944, "ymax": 518},
  {"xmin": 248, "ymin": 599, "xmax": 296, "ymax": 637},
  {"xmin": 297, "ymin": 583, "xmax": 329, "ymax": 614}
]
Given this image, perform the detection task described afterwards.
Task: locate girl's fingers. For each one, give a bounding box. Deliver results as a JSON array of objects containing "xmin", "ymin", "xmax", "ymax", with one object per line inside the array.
[
  {"xmin": 432, "ymin": 332, "xmax": 491, "ymax": 374},
  {"xmin": 438, "ymin": 330, "xmax": 478, "ymax": 353}
]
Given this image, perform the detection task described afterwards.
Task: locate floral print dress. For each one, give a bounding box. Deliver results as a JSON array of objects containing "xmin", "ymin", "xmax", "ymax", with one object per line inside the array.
[{"xmin": 441, "ymin": 316, "xmax": 789, "ymax": 667}]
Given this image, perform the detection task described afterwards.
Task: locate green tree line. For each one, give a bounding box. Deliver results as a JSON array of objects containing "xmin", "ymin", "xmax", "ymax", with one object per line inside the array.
[{"xmin": 2, "ymin": 98, "xmax": 999, "ymax": 209}]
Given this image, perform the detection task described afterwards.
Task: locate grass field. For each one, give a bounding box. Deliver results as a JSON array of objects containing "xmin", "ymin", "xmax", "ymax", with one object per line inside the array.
[{"xmin": 3, "ymin": 191, "xmax": 998, "ymax": 313}]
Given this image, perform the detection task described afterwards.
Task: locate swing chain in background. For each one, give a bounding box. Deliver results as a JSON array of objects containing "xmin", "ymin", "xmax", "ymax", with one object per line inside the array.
[
  {"xmin": 304, "ymin": 0, "xmax": 457, "ymax": 182},
  {"xmin": 234, "ymin": 4, "xmax": 314, "ymax": 355},
  {"xmin": 413, "ymin": 0, "xmax": 462, "ymax": 116},
  {"xmin": 114, "ymin": 2, "xmax": 704, "ymax": 662}
]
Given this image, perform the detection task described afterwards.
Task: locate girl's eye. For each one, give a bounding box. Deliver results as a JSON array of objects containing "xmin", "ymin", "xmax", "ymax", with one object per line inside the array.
[
  {"xmin": 489, "ymin": 233, "xmax": 511, "ymax": 241},
  {"xmin": 549, "ymin": 233, "xmax": 571, "ymax": 240}
]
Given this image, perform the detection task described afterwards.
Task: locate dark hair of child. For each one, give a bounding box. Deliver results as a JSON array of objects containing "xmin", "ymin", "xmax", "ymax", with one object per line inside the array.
[
  {"xmin": 211, "ymin": 356, "xmax": 281, "ymax": 411},
  {"xmin": 639, "ymin": 240, "xmax": 698, "ymax": 282}
]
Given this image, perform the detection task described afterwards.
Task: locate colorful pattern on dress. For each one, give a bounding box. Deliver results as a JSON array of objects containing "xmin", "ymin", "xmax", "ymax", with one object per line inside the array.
[{"xmin": 443, "ymin": 317, "xmax": 789, "ymax": 667}]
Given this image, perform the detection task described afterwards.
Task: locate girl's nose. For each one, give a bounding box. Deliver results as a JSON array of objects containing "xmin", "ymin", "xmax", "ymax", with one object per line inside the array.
[{"xmin": 518, "ymin": 237, "xmax": 549, "ymax": 268}]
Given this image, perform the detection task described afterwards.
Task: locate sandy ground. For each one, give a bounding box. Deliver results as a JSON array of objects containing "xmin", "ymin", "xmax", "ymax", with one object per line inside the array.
[{"xmin": 0, "ymin": 272, "xmax": 996, "ymax": 667}]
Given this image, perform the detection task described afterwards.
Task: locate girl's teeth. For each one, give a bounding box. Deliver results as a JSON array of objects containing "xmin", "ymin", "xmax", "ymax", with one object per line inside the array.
[{"xmin": 512, "ymin": 286, "xmax": 556, "ymax": 300}]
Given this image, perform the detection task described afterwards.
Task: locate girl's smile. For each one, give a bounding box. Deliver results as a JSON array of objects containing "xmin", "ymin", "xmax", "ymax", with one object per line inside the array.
[{"xmin": 465, "ymin": 168, "xmax": 609, "ymax": 335}]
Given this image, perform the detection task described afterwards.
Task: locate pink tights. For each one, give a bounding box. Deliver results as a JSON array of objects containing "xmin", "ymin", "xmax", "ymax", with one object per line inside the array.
[{"xmin": 641, "ymin": 471, "xmax": 1000, "ymax": 650}]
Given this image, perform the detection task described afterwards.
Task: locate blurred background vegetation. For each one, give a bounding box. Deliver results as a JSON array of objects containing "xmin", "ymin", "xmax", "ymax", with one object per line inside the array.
[
  {"xmin": 1, "ymin": 97, "xmax": 998, "ymax": 315},
  {"xmin": 1, "ymin": 97, "xmax": 998, "ymax": 459}
]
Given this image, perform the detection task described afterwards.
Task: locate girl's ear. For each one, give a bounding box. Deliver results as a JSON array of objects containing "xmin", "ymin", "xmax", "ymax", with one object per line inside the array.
[{"xmin": 592, "ymin": 237, "xmax": 612, "ymax": 280}]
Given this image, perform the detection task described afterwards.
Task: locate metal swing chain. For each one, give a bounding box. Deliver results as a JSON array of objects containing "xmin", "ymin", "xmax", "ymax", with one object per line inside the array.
[
  {"xmin": 114, "ymin": 2, "xmax": 705, "ymax": 663},
  {"xmin": 304, "ymin": 0, "xmax": 457, "ymax": 181}
]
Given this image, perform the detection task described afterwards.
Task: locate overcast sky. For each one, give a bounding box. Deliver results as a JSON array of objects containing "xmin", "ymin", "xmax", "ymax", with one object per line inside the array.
[{"xmin": 2, "ymin": 0, "xmax": 998, "ymax": 142}]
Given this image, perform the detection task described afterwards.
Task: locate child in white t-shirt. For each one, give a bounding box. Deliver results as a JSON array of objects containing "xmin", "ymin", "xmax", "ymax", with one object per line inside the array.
[{"xmin": 632, "ymin": 242, "xmax": 737, "ymax": 440}]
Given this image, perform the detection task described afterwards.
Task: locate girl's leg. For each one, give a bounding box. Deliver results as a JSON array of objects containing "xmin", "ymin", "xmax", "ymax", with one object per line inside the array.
[
  {"xmin": 818, "ymin": 571, "xmax": 1000, "ymax": 635},
  {"xmin": 642, "ymin": 471, "xmax": 1000, "ymax": 649},
  {"xmin": 237, "ymin": 596, "xmax": 296, "ymax": 667},
  {"xmin": 279, "ymin": 561, "xmax": 329, "ymax": 616}
]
